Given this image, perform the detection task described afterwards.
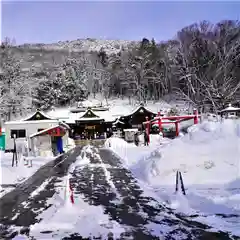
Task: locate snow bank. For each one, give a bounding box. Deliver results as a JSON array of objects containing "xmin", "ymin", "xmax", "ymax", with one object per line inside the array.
[
  {"xmin": 146, "ymin": 119, "xmax": 240, "ymax": 187},
  {"xmin": 106, "ymin": 119, "xmax": 240, "ymax": 236},
  {"xmin": 105, "ymin": 135, "xmax": 170, "ymax": 168},
  {"xmin": 107, "ymin": 120, "xmax": 240, "ymax": 187},
  {"xmin": 148, "ymin": 119, "xmax": 240, "ymax": 236}
]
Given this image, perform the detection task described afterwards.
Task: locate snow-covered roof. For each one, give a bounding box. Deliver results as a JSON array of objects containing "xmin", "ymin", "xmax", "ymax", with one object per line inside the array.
[
  {"xmin": 77, "ymin": 117, "xmax": 104, "ymax": 121},
  {"xmin": 122, "ymin": 104, "xmax": 157, "ymax": 118},
  {"xmin": 29, "ymin": 124, "xmax": 68, "ymax": 138},
  {"xmin": 113, "ymin": 118, "xmax": 125, "ymax": 125},
  {"xmin": 27, "ymin": 98, "xmax": 182, "ymax": 125},
  {"xmin": 95, "ymin": 111, "xmax": 116, "ymax": 122},
  {"xmin": 4, "ymin": 119, "xmax": 60, "ymax": 125},
  {"xmin": 220, "ymin": 104, "xmax": 240, "ymax": 112},
  {"xmin": 59, "ymin": 121, "xmax": 71, "ymax": 130},
  {"xmin": 76, "ymin": 108, "xmax": 103, "ymax": 121},
  {"xmin": 22, "ymin": 110, "xmax": 55, "ymax": 121},
  {"xmin": 69, "ymin": 108, "xmax": 116, "ymax": 122}
]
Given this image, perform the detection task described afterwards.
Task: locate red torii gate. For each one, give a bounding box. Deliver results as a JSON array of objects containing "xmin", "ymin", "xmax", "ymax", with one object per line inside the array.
[{"xmin": 143, "ymin": 110, "xmax": 199, "ymax": 143}]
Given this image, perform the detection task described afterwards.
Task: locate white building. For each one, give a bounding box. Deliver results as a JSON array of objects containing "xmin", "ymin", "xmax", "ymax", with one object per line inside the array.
[{"xmin": 4, "ymin": 110, "xmax": 69, "ymax": 152}]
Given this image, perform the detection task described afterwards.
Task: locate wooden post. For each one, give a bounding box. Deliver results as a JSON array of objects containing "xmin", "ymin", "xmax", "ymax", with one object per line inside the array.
[
  {"xmin": 193, "ymin": 109, "xmax": 198, "ymax": 124},
  {"xmin": 179, "ymin": 172, "xmax": 186, "ymax": 195},
  {"xmin": 175, "ymin": 171, "xmax": 179, "ymax": 193},
  {"xmin": 175, "ymin": 120, "xmax": 179, "ymax": 137},
  {"xmin": 12, "ymin": 135, "xmax": 18, "ymax": 167}
]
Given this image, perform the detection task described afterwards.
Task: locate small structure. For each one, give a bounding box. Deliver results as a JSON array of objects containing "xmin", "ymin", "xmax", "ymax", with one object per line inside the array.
[
  {"xmin": 30, "ymin": 123, "xmax": 70, "ymax": 157},
  {"xmin": 71, "ymin": 107, "xmax": 115, "ymax": 140},
  {"xmin": 4, "ymin": 110, "xmax": 67, "ymax": 152},
  {"xmin": 220, "ymin": 104, "xmax": 240, "ymax": 119},
  {"xmin": 124, "ymin": 128, "xmax": 139, "ymax": 142},
  {"xmin": 120, "ymin": 103, "xmax": 157, "ymax": 130}
]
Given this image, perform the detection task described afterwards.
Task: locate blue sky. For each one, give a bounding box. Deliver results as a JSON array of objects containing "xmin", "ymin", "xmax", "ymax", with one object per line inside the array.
[{"xmin": 1, "ymin": 1, "xmax": 240, "ymax": 44}]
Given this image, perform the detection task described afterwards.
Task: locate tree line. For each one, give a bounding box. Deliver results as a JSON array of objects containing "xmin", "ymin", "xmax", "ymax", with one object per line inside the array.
[
  {"xmin": 0, "ymin": 20, "xmax": 239, "ymax": 120},
  {"xmin": 105, "ymin": 20, "xmax": 240, "ymax": 113}
]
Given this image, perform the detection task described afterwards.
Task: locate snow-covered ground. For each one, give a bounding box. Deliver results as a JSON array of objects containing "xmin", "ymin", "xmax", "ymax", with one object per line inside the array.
[
  {"xmin": 0, "ymin": 138, "xmax": 75, "ymax": 199},
  {"xmin": 28, "ymin": 145, "xmax": 125, "ymax": 240},
  {"xmin": 105, "ymin": 119, "xmax": 240, "ymax": 236},
  {"xmin": 0, "ymin": 152, "xmax": 56, "ymax": 198}
]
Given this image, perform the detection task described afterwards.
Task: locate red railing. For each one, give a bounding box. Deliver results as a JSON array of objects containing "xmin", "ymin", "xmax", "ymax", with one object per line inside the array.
[{"xmin": 143, "ymin": 110, "xmax": 199, "ymax": 142}]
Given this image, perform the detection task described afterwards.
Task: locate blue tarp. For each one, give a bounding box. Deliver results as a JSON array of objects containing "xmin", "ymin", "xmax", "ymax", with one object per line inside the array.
[{"xmin": 56, "ymin": 137, "xmax": 63, "ymax": 154}]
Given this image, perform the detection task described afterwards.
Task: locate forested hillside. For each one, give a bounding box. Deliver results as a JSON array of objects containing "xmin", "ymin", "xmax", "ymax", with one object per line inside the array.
[{"xmin": 0, "ymin": 20, "xmax": 239, "ymax": 120}]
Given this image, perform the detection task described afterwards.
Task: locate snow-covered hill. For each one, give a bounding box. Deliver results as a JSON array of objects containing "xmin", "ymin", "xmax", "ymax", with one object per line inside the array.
[{"xmin": 19, "ymin": 38, "xmax": 138, "ymax": 55}]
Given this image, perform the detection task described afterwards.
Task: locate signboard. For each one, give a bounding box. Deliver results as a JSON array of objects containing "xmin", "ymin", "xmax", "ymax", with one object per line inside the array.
[
  {"xmin": 47, "ymin": 127, "xmax": 66, "ymax": 137},
  {"xmin": 85, "ymin": 125, "xmax": 95, "ymax": 130}
]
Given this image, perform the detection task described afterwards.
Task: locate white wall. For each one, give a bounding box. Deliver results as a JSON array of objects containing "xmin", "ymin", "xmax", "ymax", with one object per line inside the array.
[{"xmin": 4, "ymin": 120, "xmax": 60, "ymax": 150}]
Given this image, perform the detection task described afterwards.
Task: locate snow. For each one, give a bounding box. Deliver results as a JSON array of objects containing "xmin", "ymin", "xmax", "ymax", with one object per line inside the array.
[
  {"xmin": 30, "ymin": 38, "xmax": 137, "ymax": 55},
  {"xmin": 64, "ymin": 137, "xmax": 76, "ymax": 152},
  {"xmin": 107, "ymin": 119, "xmax": 240, "ymax": 186},
  {"xmin": 106, "ymin": 119, "xmax": 240, "ymax": 236},
  {"xmin": 4, "ymin": 119, "xmax": 60, "ymax": 125},
  {"xmin": 30, "ymin": 177, "xmax": 54, "ymax": 199},
  {"xmin": 29, "ymin": 145, "xmax": 125, "ymax": 239},
  {"xmin": 45, "ymin": 96, "xmax": 189, "ymax": 124},
  {"xmin": 221, "ymin": 104, "xmax": 240, "ymax": 112},
  {"xmin": 0, "ymin": 151, "xmax": 55, "ymax": 198},
  {"xmin": 30, "ymin": 195, "xmax": 125, "ymax": 240},
  {"xmin": 21, "ymin": 110, "xmax": 54, "ymax": 121}
]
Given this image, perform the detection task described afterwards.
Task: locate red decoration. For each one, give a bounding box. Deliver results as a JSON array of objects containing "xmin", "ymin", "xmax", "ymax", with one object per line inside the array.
[
  {"xmin": 157, "ymin": 112, "xmax": 162, "ymax": 134},
  {"xmin": 45, "ymin": 127, "xmax": 66, "ymax": 137},
  {"xmin": 143, "ymin": 111, "xmax": 200, "ymax": 141}
]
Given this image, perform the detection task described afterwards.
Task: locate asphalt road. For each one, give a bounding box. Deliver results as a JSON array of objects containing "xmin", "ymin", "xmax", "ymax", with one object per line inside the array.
[{"xmin": 0, "ymin": 143, "xmax": 238, "ymax": 240}]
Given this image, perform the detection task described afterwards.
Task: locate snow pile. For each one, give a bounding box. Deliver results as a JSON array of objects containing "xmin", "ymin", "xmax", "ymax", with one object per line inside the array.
[
  {"xmin": 63, "ymin": 137, "xmax": 76, "ymax": 152},
  {"xmin": 106, "ymin": 119, "xmax": 240, "ymax": 236},
  {"xmin": 145, "ymin": 119, "xmax": 240, "ymax": 186},
  {"xmin": 0, "ymin": 151, "xmax": 55, "ymax": 198},
  {"xmin": 147, "ymin": 119, "xmax": 240, "ymax": 236},
  {"xmin": 105, "ymin": 135, "xmax": 170, "ymax": 168},
  {"xmin": 107, "ymin": 119, "xmax": 240, "ymax": 187}
]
